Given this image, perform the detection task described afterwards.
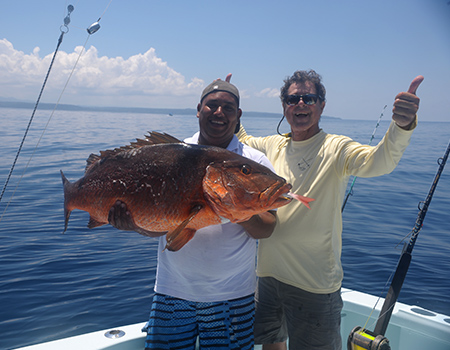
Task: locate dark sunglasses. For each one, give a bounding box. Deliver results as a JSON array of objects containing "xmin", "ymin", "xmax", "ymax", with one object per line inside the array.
[{"xmin": 285, "ymin": 94, "xmax": 321, "ymax": 106}]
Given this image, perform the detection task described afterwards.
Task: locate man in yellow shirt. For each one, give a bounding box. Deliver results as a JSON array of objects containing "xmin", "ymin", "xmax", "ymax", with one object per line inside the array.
[{"xmin": 236, "ymin": 70, "xmax": 423, "ymax": 350}]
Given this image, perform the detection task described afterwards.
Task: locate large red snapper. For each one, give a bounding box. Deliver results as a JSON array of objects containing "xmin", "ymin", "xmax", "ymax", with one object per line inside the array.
[{"xmin": 61, "ymin": 132, "xmax": 313, "ymax": 251}]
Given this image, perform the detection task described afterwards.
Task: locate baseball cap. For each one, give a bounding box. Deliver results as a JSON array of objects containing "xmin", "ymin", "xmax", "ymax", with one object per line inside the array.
[{"xmin": 200, "ymin": 80, "xmax": 240, "ymax": 106}]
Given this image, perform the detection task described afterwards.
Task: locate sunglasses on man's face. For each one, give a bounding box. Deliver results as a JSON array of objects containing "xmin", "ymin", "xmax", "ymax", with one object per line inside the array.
[{"xmin": 285, "ymin": 94, "xmax": 321, "ymax": 106}]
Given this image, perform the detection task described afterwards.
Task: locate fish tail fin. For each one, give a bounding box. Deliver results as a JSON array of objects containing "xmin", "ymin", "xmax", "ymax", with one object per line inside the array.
[{"xmin": 60, "ymin": 170, "xmax": 72, "ymax": 233}]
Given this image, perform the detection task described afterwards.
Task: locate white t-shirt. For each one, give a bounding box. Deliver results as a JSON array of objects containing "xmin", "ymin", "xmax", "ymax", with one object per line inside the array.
[{"xmin": 154, "ymin": 133, "xmax": 275, "ymax": 302}]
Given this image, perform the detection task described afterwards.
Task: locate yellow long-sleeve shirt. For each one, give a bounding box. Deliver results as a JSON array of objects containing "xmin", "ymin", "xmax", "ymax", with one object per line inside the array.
[{"xmin": 237, "ymin": 120, "xmax": 415, "ymax": 294}]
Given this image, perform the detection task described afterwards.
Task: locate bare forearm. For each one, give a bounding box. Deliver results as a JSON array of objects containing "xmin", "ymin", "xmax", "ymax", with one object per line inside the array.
[{"xmin": 238, "ymin": 211, "xmax": 277, "ymax": 239}]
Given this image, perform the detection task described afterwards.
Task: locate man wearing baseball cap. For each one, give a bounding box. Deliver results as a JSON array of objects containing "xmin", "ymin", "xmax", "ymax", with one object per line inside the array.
[
  {"xmin": 196, "ymin": 79, "xmax": 241, "ymax": 148},
  {"xmin": 110, "ymin": 78, "xmax": 277, "ymax": 350}
]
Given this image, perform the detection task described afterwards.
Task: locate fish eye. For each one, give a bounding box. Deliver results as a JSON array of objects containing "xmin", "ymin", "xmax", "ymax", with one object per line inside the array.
[{"xmin": 240, "ymin": 164, "xmax": 252, "ymax": 175}]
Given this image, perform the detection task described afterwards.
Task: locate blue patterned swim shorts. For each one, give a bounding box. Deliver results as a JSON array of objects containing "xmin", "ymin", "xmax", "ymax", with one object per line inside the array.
[{"xmin": 142, "ymin": 293, "xmax": 255, "ymax": 350}]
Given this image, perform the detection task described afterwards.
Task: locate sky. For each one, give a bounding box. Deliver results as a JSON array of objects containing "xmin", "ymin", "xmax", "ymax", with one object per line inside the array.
[{"xmin": 0, "ymin": 0, "xmax": 449, "ymax": 121}]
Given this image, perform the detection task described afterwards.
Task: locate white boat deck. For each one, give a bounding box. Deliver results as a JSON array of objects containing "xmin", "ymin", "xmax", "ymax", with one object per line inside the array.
[{"xmin": 15, "ymin": 288, "xmax": 450, "ymax": 350}]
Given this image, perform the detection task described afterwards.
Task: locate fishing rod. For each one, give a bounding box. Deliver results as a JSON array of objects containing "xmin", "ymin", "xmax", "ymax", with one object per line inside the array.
[
  {"xmin": 341, "ymin": 105, "xmax": 387, "ymax": 212},
  {"xmin": 347, "ymin": 138, "xmax": 450, "ymax": 350},
  {"xmin": 0, "ymin": 2, "xmax": 111, "ymax": 222},
  {"xmin": 0, "ymin": 5, "xmax": 74, "ymax": 206}
]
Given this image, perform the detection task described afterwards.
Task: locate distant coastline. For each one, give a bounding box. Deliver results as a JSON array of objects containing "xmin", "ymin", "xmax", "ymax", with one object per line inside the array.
[{"xmin": 0, "ymin": 100, "xmax": 340, "ymax": 120}]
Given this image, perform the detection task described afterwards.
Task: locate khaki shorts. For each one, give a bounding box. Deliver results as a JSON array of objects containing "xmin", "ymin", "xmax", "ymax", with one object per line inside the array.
[{"xmin": 254, "ymin": 277, "xmax": 343, "ymax": 350}]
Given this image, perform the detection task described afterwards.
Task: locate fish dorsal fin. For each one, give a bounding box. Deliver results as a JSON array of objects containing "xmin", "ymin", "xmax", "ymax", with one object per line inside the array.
[
  {"xmin": 86, "ymin": 153, "xmax": 101, "ymax": 173},
  {"xmin": 84, "ymin": 132, "xmax": 182, "ymax": 173},
  {"xmin": 97, "ymin": 132, "xmax": 182, "ymax": 155},
  {"xmin": 144, "ymin": 131, "xmax": 183, "ymax": 145}
]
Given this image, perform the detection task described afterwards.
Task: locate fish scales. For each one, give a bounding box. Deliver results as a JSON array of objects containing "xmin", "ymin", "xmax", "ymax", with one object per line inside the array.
[
  {"xmin": 61, "ymin": 132, "xmax": 299, "ymax": 251},
  {"xmin": 67, "ymin": 144, "xmax": 218, "ymax": 230}
]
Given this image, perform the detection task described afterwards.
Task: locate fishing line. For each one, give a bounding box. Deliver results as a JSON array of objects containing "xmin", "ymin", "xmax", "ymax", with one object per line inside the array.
[
  {"xmin": 0, "ymin": 5, "xmax": 74, "ymax": 208},
  {"xmin": 348, "ymin": 241, "xmax": 399, "ymax": 334},
  {"xmin": 98, "ymin": 0, "xmax": 113, "ymax": 21},
  {"xmin": 358, "ymin": 270, "xmax": 397, "ymax": 333},
  {"xmin": 341, "ymin": 105, "xmax": 387, "ymax": 212},
  {"xmin": 348, "ymin": 139, "xmax": 450, "ymax": 349},
  {"xmin": 369, "ymin": 139, "xmax": 450, "ymax": 328},
  {"xmin": 0, "ymin": 34, "xmax": 90, "ymax": 223},
  {"xmin": 346, "ymin": 105, "xmax": 410, "ymax": 333},
  {"xmin": 0, "ymin": 0, "xmax": 112, "ymax": 221}
]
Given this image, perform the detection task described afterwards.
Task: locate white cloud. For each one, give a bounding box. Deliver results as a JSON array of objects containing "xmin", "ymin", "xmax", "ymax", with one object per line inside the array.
[
  {"xmin": 255, "ymin": 87, "xmax": 279, "ymax": 99},
  {"xmin": 0, "ymin": 39, "xmax": 50, "ymax": 86},
  {"xmin": 0, "ymin": 39, "xmax": 204, "ymax": 106}
]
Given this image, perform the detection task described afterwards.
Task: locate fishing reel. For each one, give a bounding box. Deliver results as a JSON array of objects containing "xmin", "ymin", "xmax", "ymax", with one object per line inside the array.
[{"xmin": 347, "ymin": 326, "xmax": 390, "ymax": 350}]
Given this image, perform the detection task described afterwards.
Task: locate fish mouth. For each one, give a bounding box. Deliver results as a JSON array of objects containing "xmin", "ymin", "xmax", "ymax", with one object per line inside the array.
[{"xmin": 265, "ymin": 182, "xmax": 293, "ymax": 207}]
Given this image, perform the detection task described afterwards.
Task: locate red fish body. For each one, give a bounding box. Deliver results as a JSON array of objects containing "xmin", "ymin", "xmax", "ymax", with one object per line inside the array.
[{"xmin": 61, "ymin": 132, "xmax": 300, "ymax": 251}]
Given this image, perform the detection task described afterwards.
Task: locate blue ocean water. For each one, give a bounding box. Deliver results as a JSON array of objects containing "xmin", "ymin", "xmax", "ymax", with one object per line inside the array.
[{"xmin": 0, "ymin": 107, "xmax": 449, "ymax": 349}]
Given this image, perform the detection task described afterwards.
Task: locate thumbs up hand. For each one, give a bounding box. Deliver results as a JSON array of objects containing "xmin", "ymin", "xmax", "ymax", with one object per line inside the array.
[{"xmin": 392, "ymin": 75, "xmax": 424, "ymax": 129}]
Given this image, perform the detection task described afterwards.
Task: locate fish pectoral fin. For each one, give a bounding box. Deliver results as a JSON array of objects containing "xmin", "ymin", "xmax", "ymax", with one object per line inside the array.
[
  {"xmin": 88, "ymin": 216, "xmax": 106, "ymax": 229},
  {"xmin": 165, "ymin": 228, "xmax": 197, "ymax": 252},
  {"xmin": 164, "ymin": 205, "xmax": 202, "ymax": 251}
]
